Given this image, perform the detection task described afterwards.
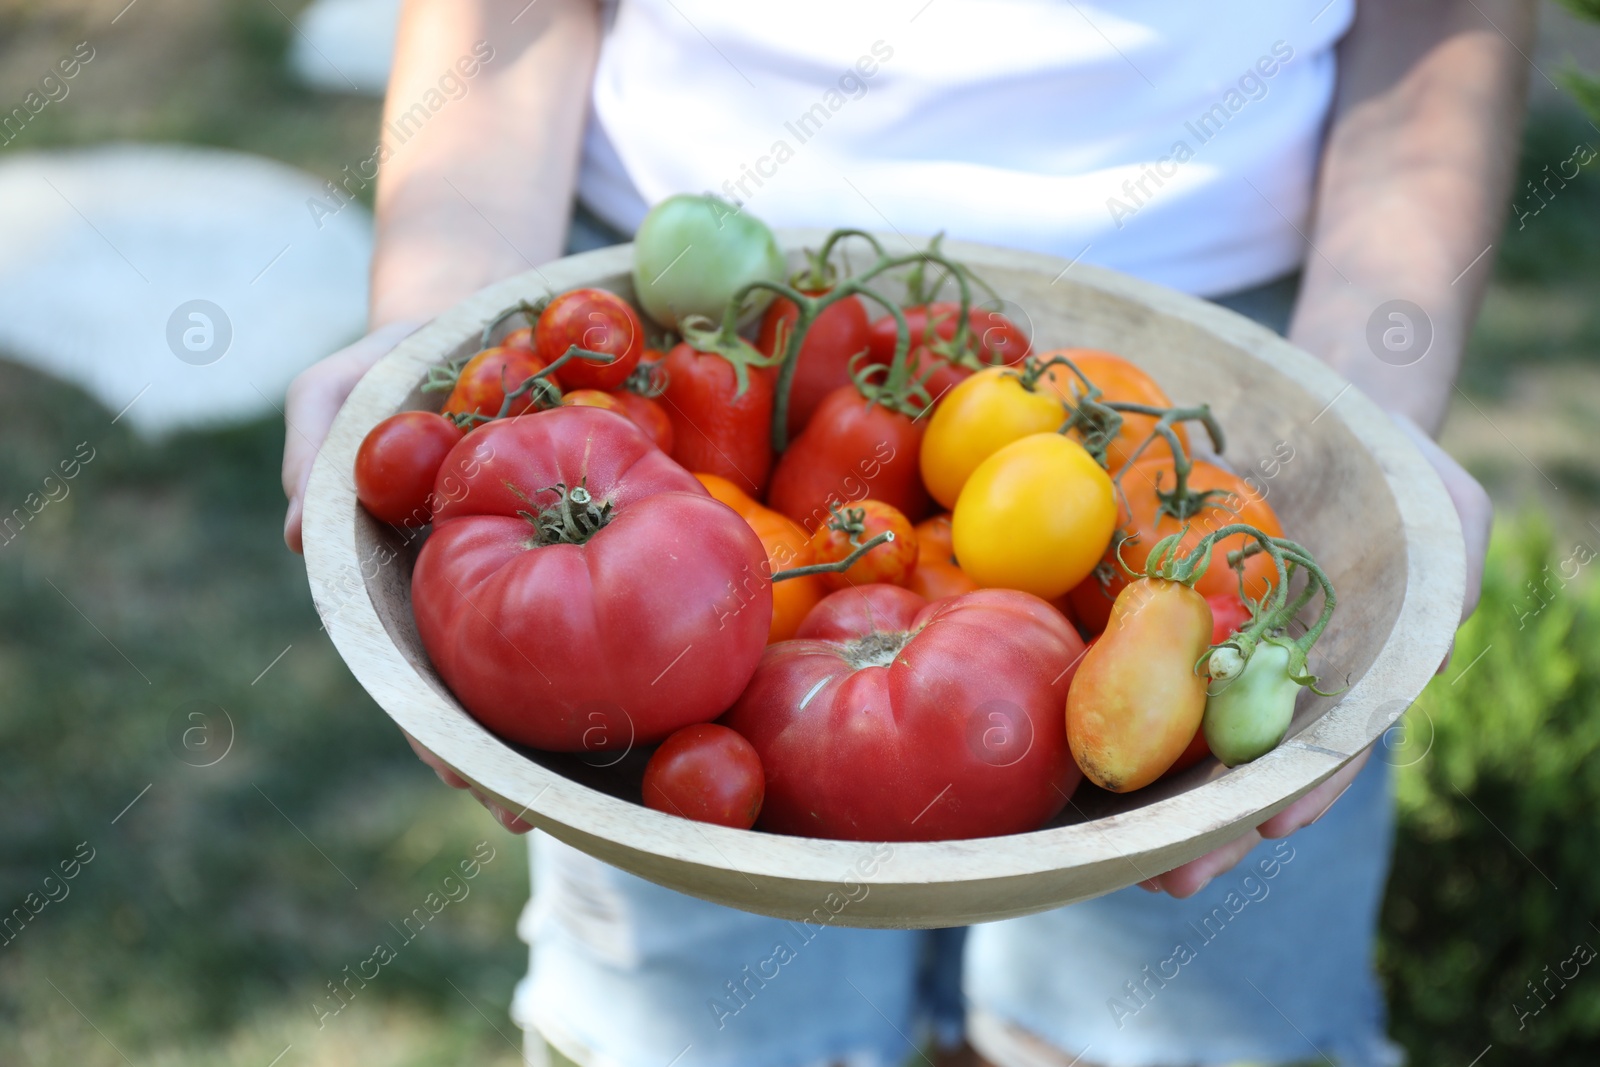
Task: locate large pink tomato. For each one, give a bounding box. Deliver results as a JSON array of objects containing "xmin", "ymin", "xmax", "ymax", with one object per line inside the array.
[
  {"xmin": 720, "ymin": 584, "xmax": 1085, "ymax": 841},
  {"xmin": 412, "ymin": 407, "xmax": 770, "ymax": 752}
]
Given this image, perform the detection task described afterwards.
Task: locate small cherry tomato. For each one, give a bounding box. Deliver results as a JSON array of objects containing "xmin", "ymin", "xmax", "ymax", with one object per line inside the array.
[
  {"xmin": 809, "ymin": 500, "xmax": 919, "ymax": 591},
  {"xmin": 611, "ymin": 391, "xmax": 674, "ymax": 452},
  {"xmin": 642, "ymin": 723, "xmax": 765, "ymax": 829},
  {"xmin": 953, "ymin": 433, "xmax": 1117, "ymax": 599},
  {"xmin": 1067, "ymin": 577, "xmax": 1212, "ymax": 792},
  {"xmin": 914, "ymin": 513, "xmax": 956, "ymax": 567},
  {"xmin": 562, "ymin": 388, "xmax": 626, "ymax": 413},
  {"xmin": 442, "ymin": 346, "xmax": 548, "ymax": 420},
  {"xmin": 536, "ymin": 287, "xmax": 645, "ymax": 391},
  {"xmin": 502, "ymin": 325, "xmax": 535, "ymax": 352},
  {"xmin": 906, "ymin": 561, "xmax": 979, "ymax": 602},
  {"xmin": 354, "ymin": 412, "xmax": 464, "ymax": 526}
]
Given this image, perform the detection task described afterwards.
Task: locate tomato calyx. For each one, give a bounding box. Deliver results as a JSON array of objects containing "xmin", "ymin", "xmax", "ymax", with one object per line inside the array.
[
  {"xmin": 677, "ymin": 313, "xmax": 781, "ymax": 399},
  {"xmin": 510, "ymin": 480, "xmax": 614, "ymax": 547},
  {"xmin": 620, "ymin": 356, "xmax": 667, "ymax": 398}
]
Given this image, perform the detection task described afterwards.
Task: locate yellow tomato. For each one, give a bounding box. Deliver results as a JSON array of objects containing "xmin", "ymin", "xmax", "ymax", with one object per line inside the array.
[
  {"xmin": 951, "ymin": 433, "xmax": 1117, "ymax": 599},
  {"xmin": 919, "ymin": 366, "xmax": 1071, "ymax": 509}
]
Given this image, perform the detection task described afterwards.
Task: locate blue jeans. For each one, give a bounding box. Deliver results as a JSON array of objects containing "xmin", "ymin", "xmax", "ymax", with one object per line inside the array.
[{"xmin": 511, "ymin": 251, "xmax": 1401, "ymax": 1066}]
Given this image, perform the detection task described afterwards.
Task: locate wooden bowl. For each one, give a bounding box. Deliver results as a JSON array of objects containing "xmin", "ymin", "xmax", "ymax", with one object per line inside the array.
[{"xmin": 303, "ymin": 231, "xmax": 1464, "ymax": 929}]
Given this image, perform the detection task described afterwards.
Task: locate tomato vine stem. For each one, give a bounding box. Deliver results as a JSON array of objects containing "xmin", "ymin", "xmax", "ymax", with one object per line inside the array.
[{"xmin": 770, "ymin": 531, "xmax": 895, "ymax": 582}]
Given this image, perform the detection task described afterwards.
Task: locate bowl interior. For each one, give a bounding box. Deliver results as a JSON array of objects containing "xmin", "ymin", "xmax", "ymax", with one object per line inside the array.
[
  {"xmin": 305, "ymin": 232, "xmax": 1460, "ymax": 927},
  {"xmin": 357, "ymin": 247, "xmax": 1403, "ymax": 822}
]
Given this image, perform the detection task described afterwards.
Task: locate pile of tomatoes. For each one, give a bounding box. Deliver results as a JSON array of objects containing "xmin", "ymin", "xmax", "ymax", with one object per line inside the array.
[{"xmin": 353, "ymin": 197, "xmax": 1333, "ymax": 843}]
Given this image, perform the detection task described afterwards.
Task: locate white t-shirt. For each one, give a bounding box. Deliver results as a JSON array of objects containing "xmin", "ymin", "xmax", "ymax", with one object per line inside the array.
[{"xmin": 578, "ymin": 0, "xmax": 1355, "ymax": 297}]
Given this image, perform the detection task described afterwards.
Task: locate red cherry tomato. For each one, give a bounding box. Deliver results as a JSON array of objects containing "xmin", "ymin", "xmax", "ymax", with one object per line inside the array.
[
  {"xmin": 354, "ymin": 412, "xmax": 464, "ymax": 525},
  {"xmin": 808, "ymin": 500, "xmax": 919, "ymax": 591},
  {"xmin": 611, "ymin": 391, "xmax": 674, "ymax": 453},
  {"xmin": 442, "ymin": 346, "xmax": 548, "ymax": 420},
  {"xmin": 536, "ymin": 288, "xmax": 644, "ymax": 391},
  {"xmin": 758, "ymin": 292, "xmax": 872, "ymax": 438},
  {"xmin": 721, "ymin": 584, "xmax": 1084, "ymax": 841},
  {"xmin": 562, "ymin": 388, "xmax": 626, "ymax": 413},
  {"xmin": 767, "ymin": 385, "xmax": 930, "ymax": 531},
  {"xmin": 642, "ymin": 723, "xmax": 765, "ymax": 829}
]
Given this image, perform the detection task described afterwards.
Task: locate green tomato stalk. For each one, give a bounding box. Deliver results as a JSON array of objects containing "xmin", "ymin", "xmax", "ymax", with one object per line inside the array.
[{"xmin": 1144, "ymin": 522, "xmax": 1340, "ymax": 768}]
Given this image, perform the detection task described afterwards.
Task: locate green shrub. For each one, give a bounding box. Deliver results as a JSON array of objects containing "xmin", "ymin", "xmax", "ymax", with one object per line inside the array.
[{"xmin": 1382, "ymin": 514, "xmax": 1600, "ymax": 1063}]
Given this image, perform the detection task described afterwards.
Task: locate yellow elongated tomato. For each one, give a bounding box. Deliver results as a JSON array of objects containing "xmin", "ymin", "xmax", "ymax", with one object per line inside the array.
[
  {"xmin": 1067, "ymin": 578, "xmax": 1212, "ymax": 792},
  {"xmin": 952, "ymin": 433, "xmax": 1116, "ymax": 598},
  {"xmin": 920, "ymin": 366, "xmax": 1070, "ymax": 509}
]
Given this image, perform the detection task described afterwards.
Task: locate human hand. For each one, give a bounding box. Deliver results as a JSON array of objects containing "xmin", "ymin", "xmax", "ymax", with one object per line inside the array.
[
  {"xmin": 280, "ymin": 322, "xmax": 534, "ymax": 834},
  {"xmin": 402, "ymin": 730, "xmax": 535, "ymax": 834},
  {"xmin": 280, "ymin": 322, "xmax": 421, "ymax": 553},
  {"xmin": 1138, "ymin": 414, "xmax": 1491, "ymax": 897}
]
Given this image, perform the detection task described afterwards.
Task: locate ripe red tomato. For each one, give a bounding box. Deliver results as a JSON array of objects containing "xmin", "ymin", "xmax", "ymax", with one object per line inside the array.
[
  {"xmin": 354, "ymin": 412, "xmax": 464, "ymax": 526},
  {"xmin": 442, "ymin": 346, "xmax": 548, "ymax": 420},
  {"xmin": 611, "ymin": 391, "xmax": 674, "ymax": 452},
  {"xmin": 808, "ymin": 500, "xmax": 918, "ymax": 591},
  {"xmin": 758, "ymin": 292, "xmax": 872, "ymax": 438},
  {"xmin": 502, "ymin": 325, "xmax": 535, "ymax": 352},
  {"xmin": 657, "ymin": 342, "xmax": 775, "ymax": 497},
  {"xmin": 721, "ymin": 584, "xmax": 1084, "ymax": 841},
  {"xmin": 642, "ymin": 724, "xmax": 765, "ymax": 829},
  {"xmin": 412, "ymin": 407, "xmax": 770, "ymax": 751},
  {"xmin": 767, "ymin": 385, "xmax": 930, "ymax": 531},
  {"xmin": 536, "ymin": 288, "xmax": 644, "ymax": 392}
]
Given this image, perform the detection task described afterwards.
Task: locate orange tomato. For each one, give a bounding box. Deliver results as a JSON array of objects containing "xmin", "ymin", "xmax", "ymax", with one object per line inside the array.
[
  {"xmin": 1038, "ymin": 349, "xmax": 1189, "ymax": 472},
  {"xmin": 907, "ymin": 561, "xmax": 979, "ymax": 602},
  {"xmin": 746, "ymin": 508, "xmax": 824, "ymax": 642},
  {"xmin": 695, "ymin": 472, "xmax": 822, "ymax": 641},
  {"xmin": 562, "ymin": 389, "xmax": 626, "ymax": 414},
  {"xmin": 914, "ymin": 513, "xmax": 956, "ymax": 567},
  {"xmin": 1069, "ymin": 457, "xmax": 1284, "ymax": 629},
  {"xmin": 809, "ymin": 500, "xmax": 919, "ymax": 591},
  {"xmin": 695, "ymin": 472, "xmax": 760, "ymax": 516},
  {"xmin": 1067, "ymin": 578, "xmax": 1211, "ymax": 792}
]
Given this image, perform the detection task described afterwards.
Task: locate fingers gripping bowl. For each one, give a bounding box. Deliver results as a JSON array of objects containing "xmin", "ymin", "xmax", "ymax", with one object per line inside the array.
[{"xmin": 301, "ymin": 231, "xmax": 1464, "ymax": 929}]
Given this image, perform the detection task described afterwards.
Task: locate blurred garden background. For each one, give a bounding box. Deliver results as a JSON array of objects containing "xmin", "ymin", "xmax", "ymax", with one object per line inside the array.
[{"xmin": 2, "ymin": 1, "xmax": 1599, "ymax": 1065}]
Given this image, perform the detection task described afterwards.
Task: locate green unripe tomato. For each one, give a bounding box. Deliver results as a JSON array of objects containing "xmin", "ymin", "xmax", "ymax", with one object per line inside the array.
[
  {"xmin": 631, "ymin": 195, "xmax": 786, "ymax": 329},
  {"xmin": 1203, "ymin": 640, "xmax": 1300, "ymax": 767}
]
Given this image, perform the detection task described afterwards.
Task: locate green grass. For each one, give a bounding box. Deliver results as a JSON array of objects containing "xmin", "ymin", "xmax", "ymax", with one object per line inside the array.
[{"xmin": 0, "ymin": 362, "xmax": 525, "ymax": 1067}]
